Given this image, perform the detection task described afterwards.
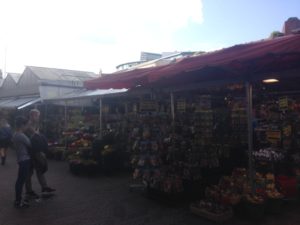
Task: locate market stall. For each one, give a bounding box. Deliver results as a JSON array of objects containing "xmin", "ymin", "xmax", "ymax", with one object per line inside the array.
[
  {"xmin": 82, "ymin": 34, "xmax": 300, "ymax": 220},
  {"xmin": 45, "ymin": 88, "xmax": 130, "ymax": 175}
]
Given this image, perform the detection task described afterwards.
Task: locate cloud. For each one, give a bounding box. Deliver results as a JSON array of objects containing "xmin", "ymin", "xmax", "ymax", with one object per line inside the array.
[{"xmin": 0, "ymin": 0, "xmax": 203, "ymax": 73}]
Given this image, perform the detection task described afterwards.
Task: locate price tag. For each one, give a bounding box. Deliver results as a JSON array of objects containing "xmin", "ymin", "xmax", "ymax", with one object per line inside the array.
[{"xmin": 140, "ymin": 100, "xmax": 157, "ymax": 112}]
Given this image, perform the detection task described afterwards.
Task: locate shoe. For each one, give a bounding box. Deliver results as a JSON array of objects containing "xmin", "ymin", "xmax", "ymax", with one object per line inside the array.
[
  {"xmin": 26, "ymin": 191, "xmax": 40, "ymax": 199},
  {"xmin": 14, "ymin": 200, "xmax": 30, "ymax": 208},
  {"xmin": 42, "ymin": 187, "xmax": 56, "ymax": 193}
]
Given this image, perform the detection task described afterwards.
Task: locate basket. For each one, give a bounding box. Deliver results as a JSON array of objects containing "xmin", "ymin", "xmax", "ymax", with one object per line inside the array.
[{"xmin": 190, "ymin": 204, "xmax": 233, "ymax": 223}]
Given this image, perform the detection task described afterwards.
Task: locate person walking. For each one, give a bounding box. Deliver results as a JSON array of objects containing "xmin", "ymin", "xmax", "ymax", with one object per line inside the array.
[
  {"xmin": 0, "ymin": 118, "xmax": 12, "ymax": 165},
  {"xmin": 12, "ymin": 116, "xmax": 31, "ymax": 208},
  {"xmin": 25, "ymin": 109, "xmax": 55, "ymax": 199}
]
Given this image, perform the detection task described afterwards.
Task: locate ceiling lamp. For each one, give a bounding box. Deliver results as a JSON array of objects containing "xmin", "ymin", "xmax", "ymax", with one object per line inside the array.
[{"xmin": 262, "ymin": 78, "xmax": 279, "ymax": 84}]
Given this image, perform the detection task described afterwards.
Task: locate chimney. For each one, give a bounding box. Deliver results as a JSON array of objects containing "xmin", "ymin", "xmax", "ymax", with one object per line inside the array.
[{"xmin": 282, "ymin": 17, "xmax": 300, "ymax": 35}]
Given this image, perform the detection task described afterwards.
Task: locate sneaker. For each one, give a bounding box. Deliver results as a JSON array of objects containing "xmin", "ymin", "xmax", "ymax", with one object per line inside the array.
[
  {"xmin": 42, "ymin": 187, "xmax": 56, "ymax": 193},
  {"xmin": 26, "ymin": 191, "xmax": 40, "ymax": 199},
  {"xmin": 14, "ymin": 200, "xmax": 30, "ymax": 208}
]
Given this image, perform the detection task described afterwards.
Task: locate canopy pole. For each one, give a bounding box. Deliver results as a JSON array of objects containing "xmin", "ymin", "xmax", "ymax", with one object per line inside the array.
[
  {"xmin": 64, "ymin": 102, "xmax": 67, "ymax": 130},
  {"xmin": 170, "ymin": 92, "xmax": 175, "ymax": 122},
  {"xmin": 64, "ymin": 101, "xmax": 68, "ymax": 149},
  {"xmin": 44, "ymin": 103, "xmax": 48, "ymax": 137},
  {"xmin": 99, "ymin": 98, "xmax": 103, "ymax": 138},
  {"xmin": 246, "ymin": 82, "xmax": 254, "ymax": 192},
  {"xmin": 124, "ymin": 102, "xmax": 128, "ymax": 115}
]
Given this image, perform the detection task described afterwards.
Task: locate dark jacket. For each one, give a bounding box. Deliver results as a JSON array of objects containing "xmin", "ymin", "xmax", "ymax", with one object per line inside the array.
[
  {"xmin": 25, "ymin": 131, "xmax": 48, "ymax": 174},
  {"xmin": 30, "ymin": 133, "xmax": 48, "ymax": 155},
  {"xmin": 0, "ymin": 126, "xmax": 13, "ymax": 148}
]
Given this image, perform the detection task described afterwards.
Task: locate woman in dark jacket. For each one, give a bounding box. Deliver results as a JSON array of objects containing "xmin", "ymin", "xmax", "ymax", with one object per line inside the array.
[{"xmin": 0, "ymin": 118, "xmax": 12, "ymax": 165}]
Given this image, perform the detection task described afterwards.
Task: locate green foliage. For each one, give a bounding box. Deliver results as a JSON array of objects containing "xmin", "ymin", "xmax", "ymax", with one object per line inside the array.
[{"xmin": 270, "ymin": 31, "xmax": 284, "ymax": 39}]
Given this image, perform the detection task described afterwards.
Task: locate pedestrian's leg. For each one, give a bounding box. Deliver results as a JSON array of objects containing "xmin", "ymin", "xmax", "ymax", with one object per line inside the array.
[
  {"xmin": 15, "ymin": 164, "xmax": 24, "ymax": 202},
  {"xmin": 25, "ymin": 164, "xmax": 34, "ymax": 193},
  {"xmin": 0, "ymin": 148, "xmax": 5, "ymax": 165},
  {"xmin": 36, "ymin": 169, "xmax": 48, "ymax": 189},
  {"xmin": 2, "ymin": 148, "xmax": 6, "ymax": 165},
  {"xmin": 36, "ymin": 169, "xmax": 56, "ymax": 192},
  {"xmin": 15, "ymin": 160, "xmax": 30, "ymax": 203}
]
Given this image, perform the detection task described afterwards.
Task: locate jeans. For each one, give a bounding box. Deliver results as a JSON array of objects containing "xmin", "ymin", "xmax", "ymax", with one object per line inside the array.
[{"xmin": 15, "ymin": 159, "xmax": 31, "ymax": 202}]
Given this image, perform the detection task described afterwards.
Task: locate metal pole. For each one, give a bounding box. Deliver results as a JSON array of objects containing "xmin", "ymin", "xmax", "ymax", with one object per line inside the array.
[
  {"xmin": 64, "ymin": 101, "xmax": 68, "ymax": 149},
  {"xmin": 64, "ymin": 102, "xmax": 68, "ymax": 130},
  {"xmin": 170, "ymin": 92, "xmax": 175, "ymax": 121},
  {"xmin": 44, "ymin": 103, "xmax": 48, "ymax": 136},
  {"xmin": 125, "ymin": 102, "xmax": 128, "ymax": 114},
  {"xmin": 99, "ymin": 98, "xmax": 103, "ymax": 138},
  {"xmin": 246, "ymin": 82, "xmax": 254, "ymax": 192}
]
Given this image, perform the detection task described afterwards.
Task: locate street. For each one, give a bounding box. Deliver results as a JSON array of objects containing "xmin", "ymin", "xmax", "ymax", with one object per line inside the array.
[{"xmin": 0, "ymin": 150, "xmax": 300, "ymax": 225}]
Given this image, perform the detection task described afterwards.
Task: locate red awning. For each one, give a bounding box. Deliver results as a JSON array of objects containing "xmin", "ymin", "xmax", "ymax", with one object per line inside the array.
[
  {"xmin": 84, "ymin": 67, "xmax": 163, "ymax": 89},
  {"xmin": 84, "ymin": 34, "xmax": 300, "ymax": 90}
]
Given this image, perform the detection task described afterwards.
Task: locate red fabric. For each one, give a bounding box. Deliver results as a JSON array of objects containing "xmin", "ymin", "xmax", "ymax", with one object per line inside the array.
[
  {"xmin": 84, "ymin": 34, "xmax": 300, "ymax": 89},
  {"xmin": 84, "ymin": 67, "xmax": 164, "ymax": 89},
  {"xmin": 276, "ymin": 175, "xmax": 298, "ymax": 198}
]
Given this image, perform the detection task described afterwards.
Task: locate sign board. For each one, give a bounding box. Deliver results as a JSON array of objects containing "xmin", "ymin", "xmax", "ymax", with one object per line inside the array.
[
  {"xmin": 140, "ymin": 100, "xmax": 158, "ymax": 112},
  {"xmin": 177, "ymin": 99, "xmax": 186, "ymax": 112},
  {"xmin": 266, "ymin": 130, "xmax": 281, "ymax": 145}
]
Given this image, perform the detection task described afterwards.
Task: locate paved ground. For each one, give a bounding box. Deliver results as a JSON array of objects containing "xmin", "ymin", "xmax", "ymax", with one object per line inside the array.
[{"xmin": 1, "ymin": 150, "xmax": 300, "ymax": 225}]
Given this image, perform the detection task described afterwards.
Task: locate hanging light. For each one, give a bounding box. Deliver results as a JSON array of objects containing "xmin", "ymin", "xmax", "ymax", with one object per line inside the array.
[{"xmin": 262, "ymin": 78, "xmax": 279, "ymax": 84}]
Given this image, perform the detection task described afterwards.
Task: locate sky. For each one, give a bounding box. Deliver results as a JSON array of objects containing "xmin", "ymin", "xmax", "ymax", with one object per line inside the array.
[{"xmin": 0, "ymin": 0, "xmax": 299, "ymax": 76}]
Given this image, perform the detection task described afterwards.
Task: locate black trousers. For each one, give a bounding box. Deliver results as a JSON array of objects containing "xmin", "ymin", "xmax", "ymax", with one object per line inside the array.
[{"xmin": 15, "ymin": 159, "xmax": 31, "ymax": 202}]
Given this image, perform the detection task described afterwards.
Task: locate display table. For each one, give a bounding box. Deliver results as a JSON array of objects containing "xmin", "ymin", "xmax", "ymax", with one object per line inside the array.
[{"xmin": 47, "ymin": 146, "xmax": 66, "ymax": 160}]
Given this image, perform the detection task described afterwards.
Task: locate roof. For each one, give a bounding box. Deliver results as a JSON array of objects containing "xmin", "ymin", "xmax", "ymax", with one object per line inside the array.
[
  {"xmin": 84, "ymin": 34, "xmax": 300, "ymax": 90},
  {"xmin": 0, "ymin": 96, "xmax": 41, "ymax": 109},
  {"xmin": 116, "ymin": 61, "xmax": 145, "ymax": 70},
  {"xmin": 46, "ymin": 88, "xmax": 128, "ymax": 101},
  {"xmin": 6, "ymin": 73, "xmax": 21, "ymax": 83},
  {"xmin": 27, "ymin": 66, "xmax": 98, "ymax": 82},
  {"xmin": 117, "ymin": 52, "xmax": 196, "ymax": 72},
  {"xmin": 132, "ymin": 52, "xmax": 196, "ymax": 69}
]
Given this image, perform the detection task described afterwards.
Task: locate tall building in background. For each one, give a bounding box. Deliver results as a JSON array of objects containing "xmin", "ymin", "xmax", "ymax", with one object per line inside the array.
[
  {"xmin": 282, "ymin": 17, "xmax": 300, "ymax": 35},
  {"xmin": 140, "ymin": 52, "xmax": 162, "ymax": 61}
]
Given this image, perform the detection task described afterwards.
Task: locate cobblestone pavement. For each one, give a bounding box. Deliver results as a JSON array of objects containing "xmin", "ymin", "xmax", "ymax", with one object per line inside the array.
[{"xmin": 1, "ymin": 151, "xmax": 300, "ymax": 225}]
